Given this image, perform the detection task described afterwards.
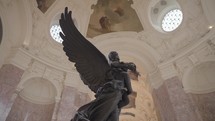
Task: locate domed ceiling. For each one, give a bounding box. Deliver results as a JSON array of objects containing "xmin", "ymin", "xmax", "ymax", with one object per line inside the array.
[
  {"xmin": 0, "ymin": 0, "xmax": 214, "ymax": 120},
  {"xmin": 1, "ymin": 0, "xmax": 211, "ymax": 73}
]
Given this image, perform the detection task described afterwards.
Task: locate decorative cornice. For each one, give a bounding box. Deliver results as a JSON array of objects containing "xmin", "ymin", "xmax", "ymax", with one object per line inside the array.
[
  {"xmin": 158, "ymin": 28, "xmax": 215, "ymax": 67},
  {"xmin": 158, "ymin": 63, "xmax": 178, "ymax": 80},
  {"xmin": 11, "ymin": 48, "xmax": 75, "ymax": 73}
]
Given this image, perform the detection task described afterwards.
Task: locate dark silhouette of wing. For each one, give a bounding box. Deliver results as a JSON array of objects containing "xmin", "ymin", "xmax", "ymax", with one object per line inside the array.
[{"xmin": 59, "ymin": 7, "xmax": 111, "ymax": 92}]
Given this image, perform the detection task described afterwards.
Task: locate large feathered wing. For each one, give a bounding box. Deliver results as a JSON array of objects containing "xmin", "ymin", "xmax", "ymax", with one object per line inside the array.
[{"xmin": 59, "ymin": 7, "xmax": 111, "ymax": 93}]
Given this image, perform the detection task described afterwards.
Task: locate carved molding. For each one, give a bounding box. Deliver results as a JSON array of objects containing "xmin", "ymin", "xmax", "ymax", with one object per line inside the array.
[
  {"xmin": 154, "ymin": 30, "xmax": 215, "ymax": 89},
  {"xmin": 12, "ymin": 52, "xmax": 69, "ymax": 100},
  {"xmin": 158, "ymin": 63, "xmax": 178, "ymax": 80}
]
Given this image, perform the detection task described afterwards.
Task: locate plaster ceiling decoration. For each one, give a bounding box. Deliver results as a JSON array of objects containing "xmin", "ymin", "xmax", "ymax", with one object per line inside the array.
[
  {"xmin": 36, "ymin": 0, "xmax": 56, "ymax": 13},
  {"xmin": 87, "ymin": 0, "xmax": 143, "ymax": 38},
  {"xmin": 149, "ymin": 0, "xmax": 183, "ymax": 33}
]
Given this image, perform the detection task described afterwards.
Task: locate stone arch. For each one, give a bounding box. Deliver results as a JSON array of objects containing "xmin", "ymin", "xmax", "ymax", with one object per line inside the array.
[
  {"xmin": 17, "ymin": 76, "xmax": 61, "ymax": 102},
  {"xmin": 0, "ymin": 0, "xmax": 32, "ymax": 67},
  {"xmin": 6, "ymin": 77, "xmax": 56, "ymax": 121},
  {"xmin": 93, "ymin": 32, "xmax": 159, "ymax": 120},
  {"xmin": 19, "ymin": 77, "xmax": 57, "ymax": 104},
  {"xmin": 93, "ymin": 31, "xmax": 160, "ymax": 74}
]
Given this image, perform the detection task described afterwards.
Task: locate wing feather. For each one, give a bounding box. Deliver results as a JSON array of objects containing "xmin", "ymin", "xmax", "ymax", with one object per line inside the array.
[{"xmin": 60, "ymin": 7, "xmax": 111, "ymax": 92}]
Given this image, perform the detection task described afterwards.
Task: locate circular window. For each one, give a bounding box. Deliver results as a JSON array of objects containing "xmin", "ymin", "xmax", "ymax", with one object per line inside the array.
[
  {"xmin": 50, "ymin": 24, "xmax": 63, "ymax": 43},
  {"xmin": 161, "ymin": 9, "xmax": 183, "ymax": 32}
]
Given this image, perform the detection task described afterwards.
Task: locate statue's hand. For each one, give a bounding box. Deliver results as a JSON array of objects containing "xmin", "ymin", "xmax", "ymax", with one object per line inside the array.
[
  {"xmin": 127, "ymin": 62, "xmax": 141, "ymax": 78},
  {"xmin": 127, "ymin": 62, "xmax": 136, "ymax": 71}
]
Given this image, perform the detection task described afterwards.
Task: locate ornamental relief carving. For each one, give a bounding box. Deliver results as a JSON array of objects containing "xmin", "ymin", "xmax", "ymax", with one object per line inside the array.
[
  {"xmin": 156, "ymin": 39, "xmax": 215, "ymax": 83},
  {"xmin": 136, "ymin": 0, "xmax": 209, "ymax": 61},
  {"xmin": 196, "ymin": 45, "xmax": 215, "ymax": 61},
  {"xmin": 207, "ymin": 39, "xmax": 215, "ymax": 51},
  {"xmin": 174, "ymin": 57, "xmax": 193, "ymax": 79},
  {"xmin": 174, "ymin": 41, "xmax": 215, "ymax": 77},
  {"xmin": 18, "ymin": 60, "xmax": 65, "ymax": 95}
]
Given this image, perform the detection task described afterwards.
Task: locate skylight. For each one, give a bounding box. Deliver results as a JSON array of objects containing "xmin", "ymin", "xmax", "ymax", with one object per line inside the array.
[
  {"xmin": 161, "ymin": 9, "xmax": 183, "ymax": 32},
  {"xmin": 50, "ymin": 25, "xmax": 63, "ymax": 43}
]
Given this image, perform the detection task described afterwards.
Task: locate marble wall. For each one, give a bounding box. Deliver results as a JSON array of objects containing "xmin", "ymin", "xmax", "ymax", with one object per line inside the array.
[
  {"xmin": 153, "ymin": 76, "xmax": 203, "ymax": 121},
  {"xmin": 191, "ymin": 92, "xmax": 215, "ymax": 121},
  {"xmin": 165, "ymin": 77, "xmax": 201, "ymax": 121},
  {"xmin": 0, "ymin": 64, "xmax": 24, "ymax": 121},
  {"xmin": 152, "ymin": 82, "xmax": 177, "ymax": 121},
  {"xmin": 6, "ymin": 96, "xmax": 55, "ymax": 121},
  {"xmin": 56, "ymin": 86, "xmax": 91, "ymax": 121},
  {"xmin": 1, "ymin": 64, "xmax": 214, "ymax": 121}
]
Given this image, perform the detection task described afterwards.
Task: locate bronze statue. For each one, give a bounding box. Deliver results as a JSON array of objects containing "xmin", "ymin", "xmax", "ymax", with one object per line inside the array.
[{"xmin": 59, "ymin": 7, "xmax": 139, "ymax": 121}]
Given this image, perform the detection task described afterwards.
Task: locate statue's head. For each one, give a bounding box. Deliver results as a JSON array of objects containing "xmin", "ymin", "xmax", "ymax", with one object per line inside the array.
[{"xmin": 108, "ymin": 51, "xmax": 120, "ymax": 62}]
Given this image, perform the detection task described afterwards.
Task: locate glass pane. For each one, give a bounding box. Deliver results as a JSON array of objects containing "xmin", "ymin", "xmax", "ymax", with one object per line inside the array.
[
  {"xmin": 162, "ymin": 9, "xmax": 183, "ymax": 32},
  {"xmin": 50, "ymin": 25, "xmax": 63, "ymax": 43}
]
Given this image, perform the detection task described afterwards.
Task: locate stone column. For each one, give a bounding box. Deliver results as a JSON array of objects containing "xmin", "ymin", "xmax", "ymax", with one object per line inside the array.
[
  {"xmin": 0, "ymin": 64, "xmax": 24, "ymax": 121},
  {"xmin": 51, "ymin": 99, "xmax": 60, "ymax": 121},
  {"xmin": 4, "ymin": 91, "xmax": 18, "ymax": 118}
]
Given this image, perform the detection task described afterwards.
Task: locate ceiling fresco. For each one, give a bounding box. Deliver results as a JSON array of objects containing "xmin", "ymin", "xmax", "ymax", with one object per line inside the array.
[
  {"xmin": 36, "ymin": 0, "xmax": 56, "ymax": 13},
  {"xmin": 87, "ymin": 0, "xmax": 144, "ymax": 38}
]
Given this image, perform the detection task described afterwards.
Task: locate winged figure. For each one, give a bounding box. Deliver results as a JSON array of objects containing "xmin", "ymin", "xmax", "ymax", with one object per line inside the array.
[{"xmin": 59, "ymin": 7, "xmax": 139, "ymax": 121}]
